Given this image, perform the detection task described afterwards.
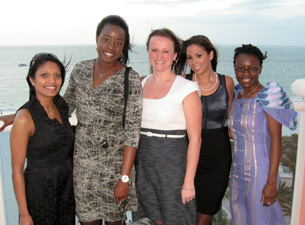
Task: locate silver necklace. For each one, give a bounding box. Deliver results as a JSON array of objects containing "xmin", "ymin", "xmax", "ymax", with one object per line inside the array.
[
  {"xmin": 95, "ymin": 60, "xmax": 119, "ymax": 79},
  {"xmin": 48, "ymin": 103, "xmax": 55, "ymax": 116},
  {"xmin": 195, "ymin": 72, "xmax": 218, "ymax": 91},
  {"xmin": 243, "ymin": 83, "xmax": 260, "ymax": 98}
]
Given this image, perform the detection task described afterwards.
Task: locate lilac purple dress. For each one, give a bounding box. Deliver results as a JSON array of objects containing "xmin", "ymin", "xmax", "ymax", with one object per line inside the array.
[{"xmin": 228, "ymin": 81, "xmax": 297, "ymax": 225}]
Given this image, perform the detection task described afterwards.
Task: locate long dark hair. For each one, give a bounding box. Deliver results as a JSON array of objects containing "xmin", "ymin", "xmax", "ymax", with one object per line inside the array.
[
  {"xmin": 176, "ymin": 35, "xmax": 218, "ymax": 75},
  {"xmin": 26, "ymin": 53, "xmax": 67, "ymax": 100},
  {"xmin": 96, "ymin": 15, "xmax": 131, "ymax": 65}
]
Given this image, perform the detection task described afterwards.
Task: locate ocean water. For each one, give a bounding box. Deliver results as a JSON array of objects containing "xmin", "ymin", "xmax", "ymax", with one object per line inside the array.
[
  {"xmin": 0, "ymin": 45, "xmax": 304, "ymax": 224},
  {"xmin": 1, "ymin": 44, "xmax": 305, "ymax": 112}
]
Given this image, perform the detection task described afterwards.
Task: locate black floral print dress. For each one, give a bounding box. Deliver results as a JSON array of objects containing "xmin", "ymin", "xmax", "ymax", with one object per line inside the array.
[{"xmin": 64, "ymin": 59, "xmax": 142, "ymax": 222}]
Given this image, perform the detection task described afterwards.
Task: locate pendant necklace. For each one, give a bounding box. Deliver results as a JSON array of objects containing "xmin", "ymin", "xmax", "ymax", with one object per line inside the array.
[
  {"xmin": 95, "ymin": 60, "xmax": 119, "ymax": 79},
  {"xmin": 47, "ymin": 103, "xmax": 55, "ymax": 116},
  {"xmin": 243, "ymin": 83, "xmax": 260, "ymax": 98},
  {"xmin": 195, "ymin": 72, "xmax": 218, "ymax": 91}
]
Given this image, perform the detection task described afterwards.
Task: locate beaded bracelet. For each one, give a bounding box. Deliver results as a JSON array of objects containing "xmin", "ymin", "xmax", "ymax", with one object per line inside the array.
[{"xmin": 182, "ymin": 187, "xmax": 195, "ymax": 191}]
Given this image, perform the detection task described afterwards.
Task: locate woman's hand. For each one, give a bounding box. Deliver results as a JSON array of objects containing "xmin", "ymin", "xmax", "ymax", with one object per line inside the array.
[
  {"xmin": 181, "ymin": 186, "xmax": 195, "ymax": 204},
  {"xmin": 114, "ymin": 179, "xmax": 129, "ymax": 204},
  {"xmin": 261, "ymin": 182, "xmax": 278, "ymax": 207},
  {"xmin": 19, "ymin": 213, "xmax": 34, "ymax": 225},
  {"xmin": 115, "ymin": 145, "xmax": 136, "ymax": 204}
]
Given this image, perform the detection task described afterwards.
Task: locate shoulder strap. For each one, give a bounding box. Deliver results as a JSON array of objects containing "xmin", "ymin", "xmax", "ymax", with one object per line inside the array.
[
  {"xmin": 185, "ymin": 73, "xmax": 193, "ymax": 81},
  {"xmin": 122, "ymin": 67, "xmax": 130, "ymax": 128}
]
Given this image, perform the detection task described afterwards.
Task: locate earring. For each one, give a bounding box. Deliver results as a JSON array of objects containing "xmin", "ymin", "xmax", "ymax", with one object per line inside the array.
[{"xmin": 172, "ymin": 60, "xmax": 177, "ymax": 65}]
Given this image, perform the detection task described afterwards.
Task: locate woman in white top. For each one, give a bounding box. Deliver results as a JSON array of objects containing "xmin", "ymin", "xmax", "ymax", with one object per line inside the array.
[{"xmin": 134, "ymin": 28, "xmax": 202, "ymax": 225}]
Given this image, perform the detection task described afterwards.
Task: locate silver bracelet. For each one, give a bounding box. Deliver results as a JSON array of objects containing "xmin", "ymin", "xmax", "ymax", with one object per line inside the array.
[{"xmin": 182, "ymin": 187, "xmax": 195, "ymax": 191}]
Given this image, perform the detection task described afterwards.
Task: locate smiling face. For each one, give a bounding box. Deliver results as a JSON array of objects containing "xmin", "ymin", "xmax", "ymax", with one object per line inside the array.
[
  {"xmin": 186, "ymin": 44, "xmax": 213, "ymax": 75},
  {"xmin": 234, "ymin": 53, "xmax": 262, "ymax": 89},
  {"xmin": 148, "ymin": 36, "xmax": 177, "ymax": 73},
  {"xmin": 29, "ymin": 61, "xmax": 62, "ymax": 100},
  {"xmin": 96, "ymin": 24, "xmax": 125, "ymax": 63}
]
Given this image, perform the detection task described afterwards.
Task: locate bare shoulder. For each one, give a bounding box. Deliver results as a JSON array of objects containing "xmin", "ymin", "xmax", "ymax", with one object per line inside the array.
[
  {"xmin": 224, "ymin": 75, "xmax": 234, "ymax": 87},
  {"xmin": 13, "ymin": 109, "xmax": 34, "ymax": 135},
  {"xmin": 224, "ymin": 75, "xmax": 234, "ymax": 92},
  {"xmin": 14, "ymin": 109, "xmax": 31, "ymax": 123}
]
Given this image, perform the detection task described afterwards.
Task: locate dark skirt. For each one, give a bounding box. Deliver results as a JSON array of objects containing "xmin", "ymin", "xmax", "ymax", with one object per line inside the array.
[
  {"xmin": 135, "ymin": 128, "xmax": 196, "ymax": 225},
  {"xmin": 195, "ymin": 127, "xmax": 232, "ymax": 215}
]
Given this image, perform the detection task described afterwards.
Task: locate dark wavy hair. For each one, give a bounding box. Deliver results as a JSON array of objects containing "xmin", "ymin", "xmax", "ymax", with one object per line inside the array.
[
  {"xmin": 146, "ymin": 28, "xmax": 182, "ymax": 73},
  {"xmin": 233, "ymin": 44, "xmax": 267, "ymax": 66},
  {"xmin": 26, "ymin": 53, "xmax": 67, "ymax": 100},
  {"xmin": 176, "ymin": 35, "xmax": 218, "ymax": 75},
  {"xmin": 96, "ymin": 15, "xmax": 131, "ymax": 65}
]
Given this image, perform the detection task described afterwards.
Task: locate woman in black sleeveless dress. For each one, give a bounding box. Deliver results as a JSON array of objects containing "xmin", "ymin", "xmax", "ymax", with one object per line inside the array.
[
  {"xmin": 10, "ymin": 53, "xmax": 75, "ymax": 225},
  {"xmin": 177, "ymin": 35, "xmax": 234, "ymax": 225}
]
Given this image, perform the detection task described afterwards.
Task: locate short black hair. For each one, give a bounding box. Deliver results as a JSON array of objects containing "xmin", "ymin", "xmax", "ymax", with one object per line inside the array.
[{"xmin": 233, "ymin": 44, "xmax": 267, "ymax": 65}]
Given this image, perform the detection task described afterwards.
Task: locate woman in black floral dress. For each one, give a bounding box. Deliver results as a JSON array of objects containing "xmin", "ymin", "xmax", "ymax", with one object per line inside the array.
[{"xmin": 64, "ymin": 15, "xmax": 142, "ymax": 225}]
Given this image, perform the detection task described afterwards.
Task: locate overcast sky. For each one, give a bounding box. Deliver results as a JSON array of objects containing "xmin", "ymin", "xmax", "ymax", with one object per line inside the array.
[{"xmin": 1, "ymin": 0, "xmax": 305, "ymax": 46}]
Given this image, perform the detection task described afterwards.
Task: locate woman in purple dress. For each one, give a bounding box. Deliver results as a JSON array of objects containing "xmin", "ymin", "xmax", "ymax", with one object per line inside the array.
[{"xmin": 228, "ymin": 44, "xmax": 298, "ymax": 225}]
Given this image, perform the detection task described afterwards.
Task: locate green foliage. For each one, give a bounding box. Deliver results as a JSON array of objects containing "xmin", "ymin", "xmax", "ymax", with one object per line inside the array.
[
  {"xmin": 278, "ymin": 133, "xmax": 298, "ymax": 218},
  {"xmin": 213, "ymin": 207, "xmax": 233, "ymax": 225},
  {"xmin": 278, "ymin": 180, "xmax": 293, "ymax": 216},
  {"xmin": 281, "ymin": 134, "xmax": 298, "ymax": 183}
]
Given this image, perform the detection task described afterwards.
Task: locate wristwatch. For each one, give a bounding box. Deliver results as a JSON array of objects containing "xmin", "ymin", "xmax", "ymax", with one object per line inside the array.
[{"xmin": 120, "ymin": 175, "xmax": 129, "ymax": 183}]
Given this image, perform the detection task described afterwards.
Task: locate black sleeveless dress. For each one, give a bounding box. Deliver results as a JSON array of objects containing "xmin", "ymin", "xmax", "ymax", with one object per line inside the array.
[
  {"xmin": 186, "ymin": 73, "xmax": 232, "ymax": 215},
  {"xmin": 20, "ymin": 95, "xmax": 75, "ymax": 225}
]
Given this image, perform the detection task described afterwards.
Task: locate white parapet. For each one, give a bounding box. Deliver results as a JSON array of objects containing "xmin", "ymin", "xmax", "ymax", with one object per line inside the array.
[
  {"xmin": 290, "ymin": 102, "xmax": 305, "ymax": 225},
  {"xmin": 0, "ymin": 147, "xmax": 6, "ymax": 225},
  {"xmin": 290, "ymin": 80, "xmax": 305, "ymax": 225}
]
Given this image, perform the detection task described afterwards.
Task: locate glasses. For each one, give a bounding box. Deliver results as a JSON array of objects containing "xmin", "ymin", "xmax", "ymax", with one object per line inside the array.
[
  {"xmin": 234, "ymin": 67, "xmax": 259, "ymax": 73},
  {"xmin": 30, "ymin": 53, "xmax": 59, "ymax": 67}
]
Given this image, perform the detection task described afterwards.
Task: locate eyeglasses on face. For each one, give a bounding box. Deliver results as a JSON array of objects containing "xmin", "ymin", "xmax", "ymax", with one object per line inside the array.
[{"xmin": 234, "ymin": 67, "xmax": 259, "ymax": 73}]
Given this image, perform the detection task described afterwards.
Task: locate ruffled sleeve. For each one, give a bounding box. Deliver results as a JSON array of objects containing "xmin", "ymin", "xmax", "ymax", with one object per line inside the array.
[
  {"xmin": 256, "ymin": 81, "xmax": 298, "ymax": 130},
  {"xmin": 234, "ymin": 83, "xmax": 243, "ymax": 99}
]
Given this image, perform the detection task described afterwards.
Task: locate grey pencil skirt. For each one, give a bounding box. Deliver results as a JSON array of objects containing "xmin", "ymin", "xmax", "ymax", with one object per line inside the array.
[{"xmin": 134, "ymin": 128, "xmax": 196, "ymax": 225}]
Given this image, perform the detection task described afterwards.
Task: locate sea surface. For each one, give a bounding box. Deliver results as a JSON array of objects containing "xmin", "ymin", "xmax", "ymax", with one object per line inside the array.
[
  {"xmin": 0, "ymin": 44, "xmax": 304, "ymax": 224},
  {"xmin": 1, "ymin": 44, "xmax": 305, "ymax": 112}
]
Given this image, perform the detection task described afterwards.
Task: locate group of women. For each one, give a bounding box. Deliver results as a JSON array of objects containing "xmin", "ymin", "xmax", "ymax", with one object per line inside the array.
[{"xmin": 0, "ymin": 14, "xmax": 298, "ymax": 225}]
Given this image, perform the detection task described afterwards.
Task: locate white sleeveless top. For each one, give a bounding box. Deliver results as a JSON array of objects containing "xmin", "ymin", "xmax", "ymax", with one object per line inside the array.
[{"xmin": 141, "ymin": 75, "xmax": 200, "ymax": 130}]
